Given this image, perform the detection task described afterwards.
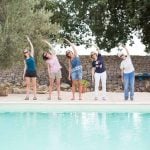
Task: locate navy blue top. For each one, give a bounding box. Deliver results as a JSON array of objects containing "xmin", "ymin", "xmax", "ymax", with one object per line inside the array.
[
  {"xmin": 25, "ymin": 57, "xmax": 36, "ymax": 72},
  {"xmin": 71, "ymin": 56, "xmax": 82, "ymax": 69},
  {"xmin": 92, "ymin": 54, "xmax": 106, "ymax": 73}
]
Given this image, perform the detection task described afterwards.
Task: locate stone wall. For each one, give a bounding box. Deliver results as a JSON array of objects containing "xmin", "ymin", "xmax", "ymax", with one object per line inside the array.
[{"xmin": 0, "ymin": 56, "xmax": 150, "ymax": 92}]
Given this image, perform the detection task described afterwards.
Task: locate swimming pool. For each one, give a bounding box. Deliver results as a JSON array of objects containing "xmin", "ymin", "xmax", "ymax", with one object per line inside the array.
[{"xmin": 0, "ymin": 111, "xmax": 150, "ymax": 150}]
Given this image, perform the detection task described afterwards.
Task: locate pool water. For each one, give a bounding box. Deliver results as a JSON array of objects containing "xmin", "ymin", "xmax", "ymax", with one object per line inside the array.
[{"xmin": 0, "ymin": 112, "xmax": 150, "ymax": 150}]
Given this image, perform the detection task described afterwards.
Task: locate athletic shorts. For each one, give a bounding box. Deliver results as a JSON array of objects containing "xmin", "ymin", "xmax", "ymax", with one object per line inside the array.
[
  {"xmin": 49, "ymin": 70, "xmax": 62, "ymax": 79},
  {"xmin": 25, "ymin": 70, "xmax": 37, "ymax": 78},
  {"xmin": 71, "ymin": 69, "xmax": 82, "ymax": 80}
]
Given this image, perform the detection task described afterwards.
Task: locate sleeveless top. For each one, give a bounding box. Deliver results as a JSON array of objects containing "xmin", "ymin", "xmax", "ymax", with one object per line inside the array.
[
  {"xmin": 25, "ymin": 57, "xmax": 36, "ymax": 72},
  {"xmin": 71, "ymin": 56, "xmax": 82, "ymax": 72}
]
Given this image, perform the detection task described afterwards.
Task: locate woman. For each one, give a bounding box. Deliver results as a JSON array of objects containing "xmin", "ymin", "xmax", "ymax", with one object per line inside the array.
[
  {"xmin": 42, "ymin": 40, "xmax": 62, "ymax": 100},
  {"xmin": 65, "ymin": 38, "xmax": 82, "ymax": 100},
  {"xmin": 91, "ymin": 48, "xmax": 107, "ymax": 100},
  {"xmin": 23, "ymin": 36, "xmax": 37, "ymax": 100},
  {"xmin": 118, "ymin": 45, "xmax": 135, "ymax": 100}
]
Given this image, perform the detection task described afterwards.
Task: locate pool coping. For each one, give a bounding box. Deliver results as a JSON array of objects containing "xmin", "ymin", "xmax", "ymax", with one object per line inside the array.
[
  {"xmin": 0, "ymin": 92, "xmax": 149, "ymax": 112},
  {"xmin": 0, "ymin": 101, "xmax": 150, "ymax": 113},
  {"xmin": 0, "ymin": 101, "xmax": 150, "ymax": 105}
]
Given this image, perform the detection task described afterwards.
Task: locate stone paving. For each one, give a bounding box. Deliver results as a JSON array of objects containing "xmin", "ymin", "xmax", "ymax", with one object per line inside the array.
[{"xmin": 0, "ymin": 92, "xmax": 149, "ymax": 104}]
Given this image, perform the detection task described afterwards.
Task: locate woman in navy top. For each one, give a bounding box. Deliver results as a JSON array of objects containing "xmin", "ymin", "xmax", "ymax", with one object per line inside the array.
[
  {"xmin": 65, "ymin": 38, "xmax": 83, "ymax": 100},
  {"xmin": 91, "ymin": 48, "xmax": 107, "ymax": 100},
  {"xmin": 23, "ymin": 36, "xmax": 37, "ymax": 100}
]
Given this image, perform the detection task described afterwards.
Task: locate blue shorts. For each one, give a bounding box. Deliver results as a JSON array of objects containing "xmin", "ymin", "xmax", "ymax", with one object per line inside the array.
[{"xmin": 71, "ymin": 70, "xmax": 82, "ymax": 80}]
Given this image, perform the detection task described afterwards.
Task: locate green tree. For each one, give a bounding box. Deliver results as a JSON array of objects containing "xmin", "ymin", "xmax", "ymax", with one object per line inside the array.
[
  {"xmin": 0, "ymin": 0, "xmax": 59, "ymax": 68},
  {"xmin": 39, "ymin": 0, "xmax": 150, "ymax": 53}
]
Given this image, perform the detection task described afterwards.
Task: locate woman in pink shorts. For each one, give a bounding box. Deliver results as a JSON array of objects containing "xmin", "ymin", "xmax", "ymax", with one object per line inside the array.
[{"xmin": 42, "ymin": 40, "xmax": 62, "ymax": 100}]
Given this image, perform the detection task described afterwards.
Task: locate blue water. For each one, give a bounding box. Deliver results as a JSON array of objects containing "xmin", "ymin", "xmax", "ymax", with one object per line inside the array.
[{"xmin": 0, "ymin": 112, "xmax": 150, "ymax": 150}]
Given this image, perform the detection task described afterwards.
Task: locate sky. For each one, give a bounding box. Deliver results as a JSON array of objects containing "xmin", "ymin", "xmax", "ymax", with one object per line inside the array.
[{"xmin": 55, "ymin": 35, "xmax": 149, "ymax": 56}]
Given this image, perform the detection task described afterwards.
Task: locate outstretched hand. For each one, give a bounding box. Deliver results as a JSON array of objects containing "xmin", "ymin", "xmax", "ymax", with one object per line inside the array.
[
  {"xmin": 92, "ymin": 44, "xmax": 100, "ymax": 53},
  {"xmin": 121, "ymin": 44, "xmax": 126, "ymax": 48},
  {"xmin": 92, "ymin": 44, "xmax": 99, "ymax": 50}
]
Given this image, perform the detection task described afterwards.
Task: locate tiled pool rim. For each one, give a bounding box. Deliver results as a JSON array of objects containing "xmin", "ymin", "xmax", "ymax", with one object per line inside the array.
[{"xmin": 0, "ymin": 102, "xmax": 150, "ymax": 112}]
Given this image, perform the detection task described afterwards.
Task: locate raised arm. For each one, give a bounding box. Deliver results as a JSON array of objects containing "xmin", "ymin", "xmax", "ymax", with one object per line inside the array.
[
  {"xmin": 93, "ymin": 44, "xmax": 101, "ymax": 54},
  {"xmin": 64, "ymin": 38, "xmax": 77, "ymax": 56},
  {"xmin": 26, "ymin": 36, "xmax": 34, "ymax": 57},
  {"xmin": 42, "ymin": 40, "xmax": 55, "ymax": 54},
  {"xmin": 122, "ymin": 45, "xmax": 130, "ymax": 56}
]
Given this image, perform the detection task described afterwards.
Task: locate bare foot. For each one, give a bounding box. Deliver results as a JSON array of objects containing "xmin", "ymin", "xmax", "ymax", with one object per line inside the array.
[{"xmin": 71, "ymin": 98, "xmax": 75, "ymax": 100}]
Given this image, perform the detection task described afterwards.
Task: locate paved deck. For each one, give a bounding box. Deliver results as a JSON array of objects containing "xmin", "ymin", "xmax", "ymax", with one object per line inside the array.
[
  {"xmin": 0, "ymin": 91, "xmax": 149, "ymax": 113},
  {"xmin": 0, "ymin": 92, "xmax": 149, "ymax": 104}
]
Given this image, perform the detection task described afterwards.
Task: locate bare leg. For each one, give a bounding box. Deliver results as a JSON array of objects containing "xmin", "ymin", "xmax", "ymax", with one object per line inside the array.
[
  {"xmin": 49, "ymin": 78, "xmax": 54, "ymax": 100},
  {"xmin": 32, "ymin": 77, "xmax": 37, "ymax": 99},
  {"xmin": 56, "ymin": 78, "xmax": 61, "ymax": 99},
  {"xmin": 25, "ymin": 77, "xmax": 30, "ymax": 99},
  {"xmin": 71, "ymin": 80, "xmax": 76, "ymax": 100},
  {"xmin": 78, "ymin": 80, "xmax": 82, "ymax": 100}
]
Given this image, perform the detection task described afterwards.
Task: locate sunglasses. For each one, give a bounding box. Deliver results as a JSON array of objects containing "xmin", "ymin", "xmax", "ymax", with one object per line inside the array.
[{"xmin": 24, "ymin": 51, "xmax": 28, "ymax": 54}]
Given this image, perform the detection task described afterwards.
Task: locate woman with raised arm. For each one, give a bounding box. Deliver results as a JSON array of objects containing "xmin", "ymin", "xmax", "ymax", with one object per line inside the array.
[
  {"xmin": 42, "ymin": 40, "xmax": 62, "ymax": 100},
  {"xmin": 91, "ymin": 47, "xmax": 107, "ymax": 100},
  {"xmin": 23, "ymin": 36, "xmax": 37, "ymax": 100},
  {"xmin": 65, "ymin": 38, "xmax": 82, "ymax": 100},
  {"xmin": 118, "ymin": 45, "xmax": 135, "ymax": 100}
]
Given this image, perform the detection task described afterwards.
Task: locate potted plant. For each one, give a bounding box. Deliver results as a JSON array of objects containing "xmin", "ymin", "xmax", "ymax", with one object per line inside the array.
[{"xmin": 81, "ymin": 79, "xmax": 90, "ymax": 93}]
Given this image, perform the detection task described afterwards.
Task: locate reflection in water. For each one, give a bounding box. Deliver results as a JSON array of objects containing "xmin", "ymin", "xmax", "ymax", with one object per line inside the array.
[
  {"xmin": 0, "ymin": 112, "xmax": 149, "ymax": 150},
  {"xmin": 133, "ymin": 113, "xmax": 142, "ymax": 130}
]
